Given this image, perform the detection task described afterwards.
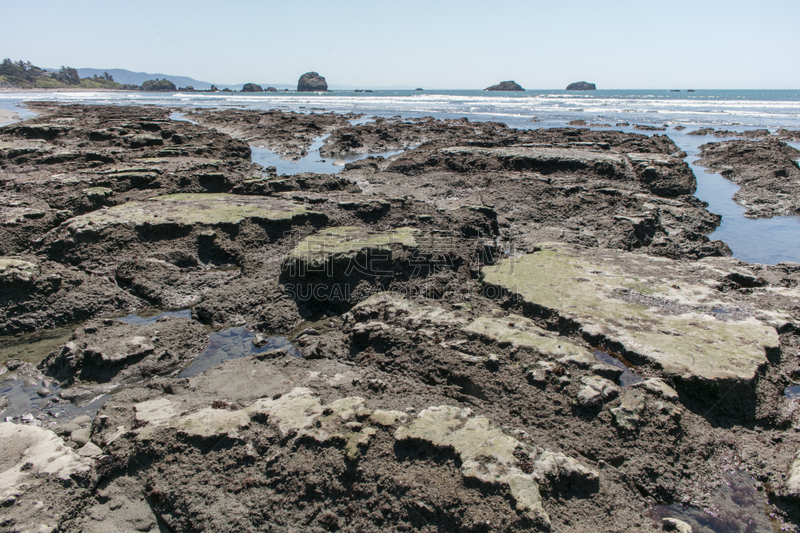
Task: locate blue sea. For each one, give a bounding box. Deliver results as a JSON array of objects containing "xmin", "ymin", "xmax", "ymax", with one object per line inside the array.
[{"xmin": 2, "ymin": 89, "xmax": 799, "ymax": 265}]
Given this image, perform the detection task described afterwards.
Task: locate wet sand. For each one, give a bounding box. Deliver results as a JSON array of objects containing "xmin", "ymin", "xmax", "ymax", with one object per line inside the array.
[{"xmin": 0, "ymin": 108, "xmax": 20, "ymax": 126}]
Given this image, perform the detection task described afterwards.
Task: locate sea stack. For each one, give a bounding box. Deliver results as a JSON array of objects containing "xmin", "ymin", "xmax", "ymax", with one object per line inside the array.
[
  {"xmin": 484, "ymin": 81, "xmax": 524, "ymax": 91},
  {"xmin": 566, "ymin": 81, "xmax": 597, "ymax": 91},
  {"xmin": 241, "ymin": 83, "xmax": 263, "ymax": 93},
  {"xmin": 297, "ymin": 72, "xmax": 328, "ymax": 92}
]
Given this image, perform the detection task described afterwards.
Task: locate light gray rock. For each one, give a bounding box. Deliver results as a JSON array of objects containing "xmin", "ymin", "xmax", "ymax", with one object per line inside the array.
[
  {"xmin": 528, "ymin": 361, "xmax": 557, "ymax": 383},
  {"xmin": 0, "ymin": 423, "xmax": 92, "ymax": 533},
  {"xmin": 611, "ymin": 388, "xmax": 647, "ymax": 430},
  {"xmin": 54, "ymin": 423, "xmax": 80, "ymax": 436},
  {"xmin": 252, "ymin": 334, "xmax": 269, "ymax": 348},
  {"xmin": 558, "ymin": 352, "xmax": 597, "ymax": 368},
  {"xmin": 72, "ymin": 415, "xmax": 92, "ymax": 426},
  {"xmin": 636, "ymin": 378, "xmax": 679, "ymax": 400},
  {"xmin": 577, "ymin": 376, "xmax": 620, "ymax": 406},
  {"xmin": 70, "ymin": 427, "xmax": 91, "ymax": 446},
  {"xmin": 663, "ymin": 517, "xmax": 693, "ymax": 533},
  {"xmin": 77, "ymin": 442, "xmax": 102, "ymax": 458},
  {"xmin": 591, "ymin": 362, "xmax": 624, "ymax": 380},
  {"xmin": 785, "ymin": 454, "xmax": 800, "ymax": 496}
]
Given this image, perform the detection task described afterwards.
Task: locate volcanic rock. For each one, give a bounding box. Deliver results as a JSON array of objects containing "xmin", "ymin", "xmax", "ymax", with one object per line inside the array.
[{"xmin": 240, "ymin": 83, "xmax": 263, "ymax": 93}]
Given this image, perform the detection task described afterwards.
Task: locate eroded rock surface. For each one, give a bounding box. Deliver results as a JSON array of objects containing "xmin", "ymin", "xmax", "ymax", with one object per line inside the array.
[
  {"xmin": 40, "ymin": 315, "xmax": 208, "ymax": 402},
  {"xmin": 0, "ymin": 423, "xmax": 93, "ymax": 533},
  {"xmin": 482, "ymin": 242, "xmax": 798, "ymax": 415},
  {"xmin": 2, "ymin": 103, "xmax": 800, "ymax": 532}
]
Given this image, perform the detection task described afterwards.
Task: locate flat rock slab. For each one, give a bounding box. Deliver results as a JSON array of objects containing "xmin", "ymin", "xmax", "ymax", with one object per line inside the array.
[
  {"xmin": 63, "ymin": 193, "xmax": 312, "ymax": 234},
  {"xmin": 395, "ymin": 405, "xmax": 598, "ymax": 528},
  {"xmin": 351, "ymin": 292, "xmax": 467, "ymax": 330},
  {"xmin": 482, "ymin": 243, "xmax": 782, "ymax": 384},
  {"xmin": 463, "ymin": 314, "xmax": 592, "ymax": 359}
]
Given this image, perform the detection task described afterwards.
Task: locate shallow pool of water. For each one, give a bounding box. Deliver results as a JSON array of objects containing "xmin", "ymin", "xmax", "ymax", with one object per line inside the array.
[
  {"xmin": 118, "ymin": 308, "xmax": 193, "ymax": 326},
  {"xmin": 178, "ymin": 326, "xmax": 299, "ymax": 378},
  {"xmin": 785, "ymin": 385, "xmax": 800, "ymax": 399},
  {"xmin": 1, "ymin": 378, "xmax": 110, "ymax": 426},
  {"xmin": 250, "ymin": 134, "xmax": 404, "ymax": 176},
  {"xmin": 593, "ymin": 349, "xmax": 643, "ymax": 388},
  {"xmin": 168, "ymin": 111, "xmax": 198, "ymax": 125},
  {"xmin": 651, "ymin": 470, "xmax": 783, "ymax": 532},
  {"xmin": 0, "ymin": 326, "xmax": 76, "ymax": 367},
  {"xmin": 668, "ymin": 130, "xmax": 800, "ymax": 265}
]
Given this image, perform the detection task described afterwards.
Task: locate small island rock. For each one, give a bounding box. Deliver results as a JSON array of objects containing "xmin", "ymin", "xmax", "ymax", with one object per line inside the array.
[
  {"xmin": 298, "ymin": 72, "xmax": 328, "ymax": 92},
  {"xmin": 241, "ymin": 83, "xmax": 263, "ymax": 93},
  {"xmin": 566, "ymin": 81, "xmax": 597, "ymax": 91},
  {"xmin": 141, "ymin": 78, "xmax": 177, "ymax": 92},
  {"xmin": 484, "ymin": 81, "xmax": 525, "ymax": 92}
]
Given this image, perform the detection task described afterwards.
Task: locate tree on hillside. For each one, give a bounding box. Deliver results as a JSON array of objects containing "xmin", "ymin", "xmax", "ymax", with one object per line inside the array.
[
  {"xmin": 102, "ymin": 72, "xmax": 113, "ymax": 81},
  {"xmin": 55, "ymin": 66, "xmax": 80, "ymax": 85},
  {"xmin": 0, "ymin": 58, "xmax": 16, "ymax": 76},
  {"xmin": 0, "ymin": 58, "xmax": 46, "ymax": 82}
]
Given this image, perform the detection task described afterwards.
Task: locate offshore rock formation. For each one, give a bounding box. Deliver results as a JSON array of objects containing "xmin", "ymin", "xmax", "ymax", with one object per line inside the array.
[
  {"xmin": 297, "ymin": 71, "xmax": 328, "ymax": 92},
  {"xmin": 240, "ymin": 83, "xmax": 263, "ymax": 92},
  {"xmin": 484, "ymin": 80, "xmax": 524, "ymax": 91},
  {"xmin": 566, "ymin": 81, "xmax": 597, "ymax": 90}
]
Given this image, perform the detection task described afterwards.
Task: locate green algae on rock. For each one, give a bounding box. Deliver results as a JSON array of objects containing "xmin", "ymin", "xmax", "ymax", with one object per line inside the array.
[
  {"xmin": 463, "ymin": 314, "xmax": 592, "ymax": 358},
  {"xmin": 283, "ymin": 226, "xmax": 418, "ymax": 274},
  {"xmin": 481, "ymin": 243, "xmax": 780, "ymax": 385},
  {"xmin": 134, "ymin": 387, "xmax": 376, "ymax": 460}
]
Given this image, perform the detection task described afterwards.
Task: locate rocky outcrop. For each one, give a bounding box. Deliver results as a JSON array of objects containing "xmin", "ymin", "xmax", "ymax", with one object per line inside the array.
[
  {"xmin": 484, "ymin": 80, "xmax": 524, "ymax": 91},
  {"xmin": 481, "ymin": 242, "xmax": 796, "ymax": 416},
  {"xmin": 566, "ymin": 81, "xmax": 596, "ymax": 90},
  {"xmin": 297, "ymin": 71, "xmax": 328, "ymax": 92},
  {"xmin": 240, "ymin": 83, "xmax": 263, "ymax": 92},
  {"xmin": 190, "ymin": 107, "xmax": 355, "ymax": 159},
  {"xmin": 40, "ymin": 316, "xmax": 208, "ymax": 402},
  {"xmin": 0, "ymin": 256, "xmax": 145, "ymax": 335}
]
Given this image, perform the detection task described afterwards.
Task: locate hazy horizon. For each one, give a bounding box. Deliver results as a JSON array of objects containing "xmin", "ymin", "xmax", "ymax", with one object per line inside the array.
[{"xmin": 2, "ymin": 0, "xmax": 799, "ymax": 90}]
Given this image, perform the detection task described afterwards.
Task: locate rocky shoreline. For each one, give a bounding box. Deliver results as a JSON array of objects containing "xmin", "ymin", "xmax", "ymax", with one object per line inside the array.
[
  {"xmin": 695, "ymin": 138, "xmax": 800, "ymax": 219},
  {"xmin": 1, "ymin": 103, "xmax": 799, "ymax": 532}
]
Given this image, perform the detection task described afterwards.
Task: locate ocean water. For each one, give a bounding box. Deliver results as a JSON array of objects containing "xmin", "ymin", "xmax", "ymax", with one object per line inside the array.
[{"xmin": 1, "ymin": 89, "xmax": 799, "ymax": 264}]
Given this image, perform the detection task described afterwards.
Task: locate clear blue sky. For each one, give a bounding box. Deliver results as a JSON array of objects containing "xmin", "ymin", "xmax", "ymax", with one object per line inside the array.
[{"xmin": 2, "ymin": 0, "xmax": 798, "ymax": 89}]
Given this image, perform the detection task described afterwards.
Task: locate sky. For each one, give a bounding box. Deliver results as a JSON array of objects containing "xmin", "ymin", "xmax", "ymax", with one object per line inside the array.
[{"xmin": 1, "ymin": 0, "xmax": 798, "ymax": 90}]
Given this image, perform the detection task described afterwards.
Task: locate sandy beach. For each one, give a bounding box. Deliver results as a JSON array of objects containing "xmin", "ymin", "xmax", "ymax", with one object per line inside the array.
[{"xmin": 0, "ymin": 108, "xmax": 20, "ymax": 126}]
